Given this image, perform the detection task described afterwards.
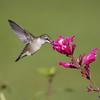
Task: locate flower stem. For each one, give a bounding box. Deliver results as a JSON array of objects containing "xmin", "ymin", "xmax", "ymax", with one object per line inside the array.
[
  {"xmin": 47, "ymin": 76, "xmax": 53, "ymax": 100},
  {"xmin": 47, "ymin": 76, "xmax": 53, "ymax": 96},
  {"xmin": 70, "ymin": 56, "xmax": 80, "ymax": 68}
]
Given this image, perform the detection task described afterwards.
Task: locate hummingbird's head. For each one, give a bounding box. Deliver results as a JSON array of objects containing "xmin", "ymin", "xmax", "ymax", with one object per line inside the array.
[{"xmin": 40, "ymin": 34, "xmax": 51, "ymax": 44}]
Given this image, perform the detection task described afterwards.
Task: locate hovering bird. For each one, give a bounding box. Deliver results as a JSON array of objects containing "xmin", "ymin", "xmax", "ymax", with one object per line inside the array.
[{"xmin": 8, "ymin": 20, "xmax": 51, "ymax": 62}]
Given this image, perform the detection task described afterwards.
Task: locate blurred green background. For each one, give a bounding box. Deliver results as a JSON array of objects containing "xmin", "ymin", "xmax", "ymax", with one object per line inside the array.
[{"xmin": 0, "ymin": 0, "xmax": 100, "ymax": 100}]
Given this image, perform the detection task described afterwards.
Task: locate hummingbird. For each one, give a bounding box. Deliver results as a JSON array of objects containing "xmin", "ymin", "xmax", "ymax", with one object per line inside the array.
[{"xmin": 8, "ymin": 20, "xmax": 51, "ymax": 62}]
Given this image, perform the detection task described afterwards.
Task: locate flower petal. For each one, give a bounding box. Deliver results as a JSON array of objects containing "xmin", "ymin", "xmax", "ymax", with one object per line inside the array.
[
  {"xmin": 84, "ymin": 48, "xmax": 98, "ymax": 65},
  {"xmin": 59, "ymin": 62, "xmax": 76, "ymax": 69},
  {"xmin": 65, "ymin": 35, "xmax": 75, "ymax": 45}
]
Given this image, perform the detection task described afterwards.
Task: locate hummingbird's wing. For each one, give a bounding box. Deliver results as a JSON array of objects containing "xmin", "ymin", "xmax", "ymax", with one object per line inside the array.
[{"xmin": 8, "ymin": 19, "xmax": 35, "ymax": 44}]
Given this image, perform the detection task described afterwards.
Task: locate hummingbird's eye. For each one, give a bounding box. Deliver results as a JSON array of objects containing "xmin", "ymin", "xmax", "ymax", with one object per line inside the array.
[{"xmin": 44, "ymin": 37, "xmax": 49, "ymax": 40}]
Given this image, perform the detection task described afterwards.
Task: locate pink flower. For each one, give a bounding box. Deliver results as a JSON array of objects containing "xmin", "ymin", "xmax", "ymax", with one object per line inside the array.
[
  {"xmin": 80, "ymin": 48, "xmax": 98, "ymax": 80},
  {"xmin": 59, "ymin": 62, "xmax": 76, "ymax": 69},
  {"xmin": 83, "ymin": 48, "xmax": 97, "ymax": 65},
  {"xmin": 59, "ymin": 48, "xmax": 98, "ymax": 80},
  {"xmin": 52, "ymin": 35, "xmax": 76, "ymax": 56}
]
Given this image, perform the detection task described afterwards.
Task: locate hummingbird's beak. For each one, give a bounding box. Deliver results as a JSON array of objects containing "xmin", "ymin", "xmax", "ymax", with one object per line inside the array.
[
  {"xmin": 47, "ymin": 38, "xmax": 52, "ymax": 43},
  {"xmin": 49, "ymin": 39, "xmax": 52, "ymax": 43},
  {"xmin": 49, "ymin": 40, "xmax": 54, "ymax": 44}
]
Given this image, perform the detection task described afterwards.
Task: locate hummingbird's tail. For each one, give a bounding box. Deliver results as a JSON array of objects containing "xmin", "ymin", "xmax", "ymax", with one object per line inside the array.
[
  {"xmin": 15, "ymin": 44, "xmax": 30, "ymax": 62},
  {"xmin": 15, "ymin": 56, "xmax": 20, "ymax": 62},
  {"xmin": 15, "ymin": 53, "xmax": 27, "ymax": 62}
]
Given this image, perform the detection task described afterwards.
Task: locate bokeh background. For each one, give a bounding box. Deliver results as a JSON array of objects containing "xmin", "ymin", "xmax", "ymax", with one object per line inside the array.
[{"xmin": 0, "ymin": 0, "xmax": 100, "ymax": 100}]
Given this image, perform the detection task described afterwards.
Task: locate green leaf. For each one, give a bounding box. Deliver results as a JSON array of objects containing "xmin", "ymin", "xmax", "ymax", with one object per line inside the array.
[{"xmin": 37, "ymin": 67, "xmax": 56, "ymax": 77}]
